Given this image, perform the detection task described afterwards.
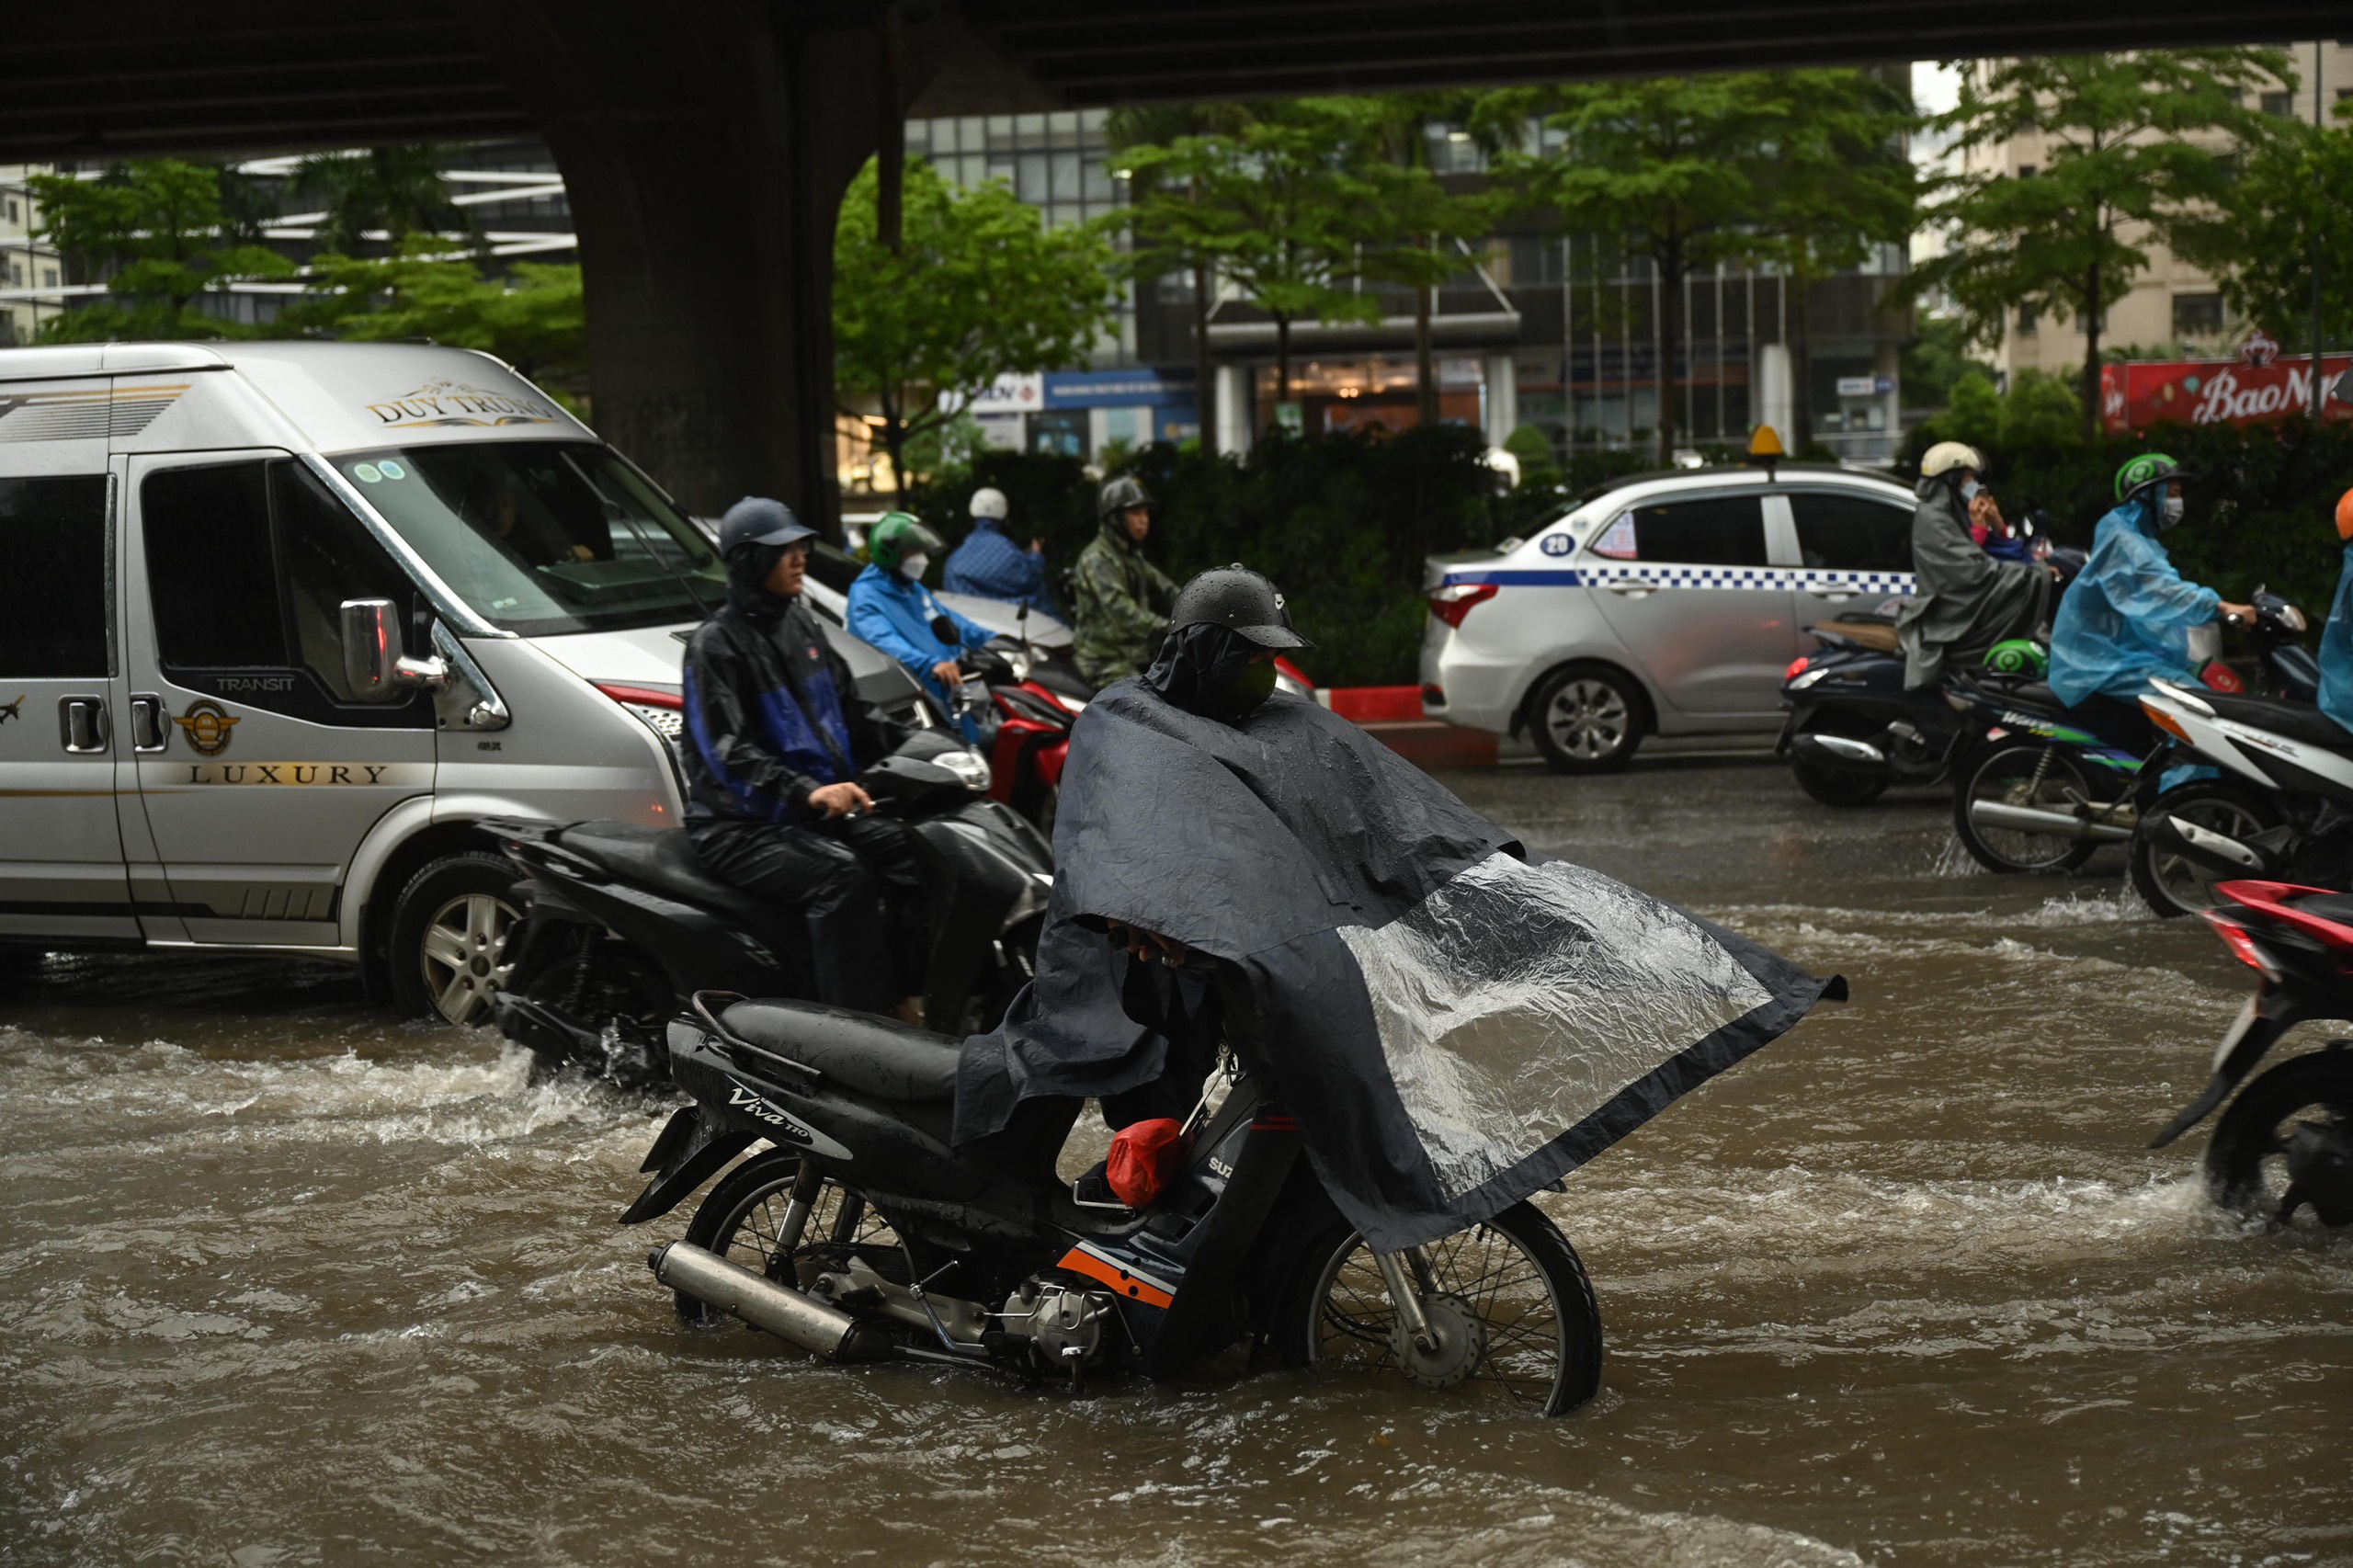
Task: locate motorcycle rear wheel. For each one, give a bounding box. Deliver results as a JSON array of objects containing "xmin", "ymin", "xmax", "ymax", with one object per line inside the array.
[
  {"xmin": 2128, "ymin": 782, "xmax": 2273, "ymax": 920},
  {"xmin": 1952, "ymin": 743, "xmax": 2100, "ymax": 874},
  {"xmin": 1279, "ymin": 1201, "xmax": 1602, "ymax": 1416},
  {"xmin": 676, "ymin": 1149, "xmax": 902, "ymax": 1329},
  {"xmin": 2202, "ymin": 1051, "xmax": 2353, "ymax": 1230}
]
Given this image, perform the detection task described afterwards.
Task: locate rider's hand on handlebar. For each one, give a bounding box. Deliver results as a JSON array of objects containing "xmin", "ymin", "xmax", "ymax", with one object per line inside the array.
[
  {"xmin": 808, "ymin": 781, "xmax": 874, "ymax": 818},
  {"xmin": 1106, "ymin": 918, "xmax": 1191, "ymax": 968},
  {"xmin": 931, "ymin": 659, "xmax": 963, "ymax": 687},
  {"xmin": 2220, "ymin": 601, "xmax": 2256, "ymax": 625}
]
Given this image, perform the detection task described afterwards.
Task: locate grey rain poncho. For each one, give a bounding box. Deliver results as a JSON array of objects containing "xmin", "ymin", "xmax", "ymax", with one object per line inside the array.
[
  {"xmin": 1894, "ymin": 476, "xmax": 2052, "ymax": 688},
  {"xmin": 955, "ymin": 632, "xmax": 1843, "ymax": 1252}
]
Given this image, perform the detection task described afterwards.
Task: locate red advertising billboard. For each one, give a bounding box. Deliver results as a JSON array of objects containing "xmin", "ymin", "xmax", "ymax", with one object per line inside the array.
[{"xmin": 2101, "ymin": 348, "xmax": 2353, "ymax": 436}]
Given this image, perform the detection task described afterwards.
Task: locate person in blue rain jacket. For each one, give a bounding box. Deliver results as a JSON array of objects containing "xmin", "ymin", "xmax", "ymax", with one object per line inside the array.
[
  {"xmin": 2318, "ymin": 486, "xmax": 2353, "ymax": 735},
  {"xmin": 943, "ymin": 485, "xmax": 1062, "ymax": 618},
  {"xmin": 2051, "ymin": 454, "xmax": 2253, "ymax": 725},
  {"xmin": 848, "ymin": 512, "xmax": 998, "ymax": 741}
]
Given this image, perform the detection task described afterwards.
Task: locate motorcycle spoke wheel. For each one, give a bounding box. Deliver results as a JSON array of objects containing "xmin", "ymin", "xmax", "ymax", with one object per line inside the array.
[
  {"xmin": 1284, "ymin": 1201, "xmax": 1601, "ymax": 1416},
  {"xmin": 1953, "ymin": 744, "xmax": 2098, "ymax": 874},
  {"xmin": 676, "ymin": 1150, "xmax": 901, "ymax": 1329},
  {"xmin": 2129, "ymin": 786, "xmax": 2269, "ymax": 919},
  {"xmin": 2202, "ymin": 1054, "xmax": 2353, "ymax": 1231}
]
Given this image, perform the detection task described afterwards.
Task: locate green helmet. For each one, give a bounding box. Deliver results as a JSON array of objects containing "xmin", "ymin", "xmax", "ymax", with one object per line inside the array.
[
  {"xmin": 2114, "ymin": 452, "xmax": 2190, "ymax": 506},
  {"xmin": 869, "ymin": 512, "xmax": 943, "ymax": 574},
  {"xmin": 1983, "ymin": 639, "xmax": 2048, "ymax": 676}
]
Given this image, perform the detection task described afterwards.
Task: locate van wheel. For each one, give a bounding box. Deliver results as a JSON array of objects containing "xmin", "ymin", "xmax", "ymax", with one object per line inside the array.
[
  {"xmin": 1529, "ymin": 665, "xmax": 1643, "ymax": 774},
  {"xmin": 389, "ymin": 852, "xmax": 522, "ymax": 1026}
]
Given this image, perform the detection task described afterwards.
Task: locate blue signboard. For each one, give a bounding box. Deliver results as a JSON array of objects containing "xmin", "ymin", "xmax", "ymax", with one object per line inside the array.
[{"xmin": 1043, "ymin": 369, "xmax": 1195, "ymax": 409}]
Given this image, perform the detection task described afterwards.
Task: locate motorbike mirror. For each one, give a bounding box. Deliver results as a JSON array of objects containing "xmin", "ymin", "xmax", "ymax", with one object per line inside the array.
[{"xmin": 929, "ymin": 614, "xmax": 958, "ymax": 643}]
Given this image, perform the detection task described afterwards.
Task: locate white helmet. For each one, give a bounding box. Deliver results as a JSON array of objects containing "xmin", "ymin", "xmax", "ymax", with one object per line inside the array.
[
  {"xmin": 1920, "ymin": 441, "xmax": 1986, "ymax": 481},
  {"xmin": 970, "ymin": 485, "xmax": 1009, "ymax": 521}
]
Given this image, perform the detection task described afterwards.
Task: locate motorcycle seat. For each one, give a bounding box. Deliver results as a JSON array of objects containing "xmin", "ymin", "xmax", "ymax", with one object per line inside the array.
[
  {"xmin": 556, "ymin": 823, "xmax": 785, "ymax": 930},
  {"xmin": 2193, "ymin": 692, "xmax": 2353, "ymax": 751},
  {"xmin": 721, "ymin": 997, "xmax": 962, "ymax": 1104},
  {"xmin": 1981, "ymin": 678, "xmax": 2059, "ymax": 711}
]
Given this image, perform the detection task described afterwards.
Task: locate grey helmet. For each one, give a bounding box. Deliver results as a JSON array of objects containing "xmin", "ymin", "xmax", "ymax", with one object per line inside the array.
[
  {"xmin": 1169, "ymin": 563, "xmax": 1313, "ymax": 649},
  {"xmin": 1098, "ymin": 474, "xmax": 1153, "ymax": 520}
]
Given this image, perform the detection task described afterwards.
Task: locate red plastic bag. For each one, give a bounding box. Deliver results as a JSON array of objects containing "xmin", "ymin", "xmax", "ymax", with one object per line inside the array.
[{"xmin": 1106, "ymin": 1118, "xmax": 1186, "ymax": 1208}]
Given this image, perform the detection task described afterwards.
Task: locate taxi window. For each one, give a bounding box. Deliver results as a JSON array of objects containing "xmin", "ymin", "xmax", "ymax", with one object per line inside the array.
[
  {"xmin": 1588, "ymin": 495, "xmax": 1767, "ymax": 565},
  {"xmin": 1792, "ymin": 491, "xmax": 1911, "ymax": 572}
]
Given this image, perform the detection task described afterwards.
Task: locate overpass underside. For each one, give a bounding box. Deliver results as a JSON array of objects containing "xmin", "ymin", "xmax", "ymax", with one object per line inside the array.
[{"xmin": 5, "ymin": 1, "xmax": 2345, "ymax": 518}]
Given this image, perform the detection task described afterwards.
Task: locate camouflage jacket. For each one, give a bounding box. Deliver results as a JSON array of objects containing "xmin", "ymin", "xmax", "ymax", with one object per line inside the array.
[{"xmin": 1072, "ymin": 522, "xmax": 1179, "ymax": 686}]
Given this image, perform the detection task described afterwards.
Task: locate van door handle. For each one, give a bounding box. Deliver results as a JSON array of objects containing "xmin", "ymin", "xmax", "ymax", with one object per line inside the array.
[
  {"xmin": 131, "ymin": 695, "xmax": 168, "ymax": 752},
  {"xmin": 58, "ymin": 695, "xmax": 108, "ymax": 754},
  {"xmin": 1605, "ymin": 580, "xmax": 1654, "ymax": 596}
]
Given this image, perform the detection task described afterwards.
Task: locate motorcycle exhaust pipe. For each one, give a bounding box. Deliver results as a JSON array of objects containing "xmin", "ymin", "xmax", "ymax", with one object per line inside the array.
[
  {"xmin": 2151, "ymin": 812, "xmax": 2267, "ymax": 872},
  {"xmin": 649, "ymin": 1242, "xmax": 887, "ymax": 1361},
  {"xmin": 1794, "ymin": 733, "xmax": 1887, "ymax": 767},
  {"xmin": 1966, "ymin": 800, "xmax": 2134, "ymax": 842}
]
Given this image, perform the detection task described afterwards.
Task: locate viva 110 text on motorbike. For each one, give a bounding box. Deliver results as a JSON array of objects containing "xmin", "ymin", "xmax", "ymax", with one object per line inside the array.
[{"xmin": 487, "ymin": 727, "xmax": 1052, "ymax": 1085}]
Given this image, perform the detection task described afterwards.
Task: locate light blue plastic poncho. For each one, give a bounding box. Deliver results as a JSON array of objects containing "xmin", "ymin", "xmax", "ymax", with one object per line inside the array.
[
  {"xmin": 846, "ymin": 562, "xmax": 997, "ymax": 740},
  {"xmin": 2048, "ymin": 496, "xmax": 2222, "ymax": 707},
  {"xmin": 2316, "ymin": 541, "xmax": 2353, "ymax": 736}
]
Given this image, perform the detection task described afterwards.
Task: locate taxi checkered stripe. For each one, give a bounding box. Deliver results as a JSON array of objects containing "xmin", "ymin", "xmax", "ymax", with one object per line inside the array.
[{"xmin": 1462, "ymin": 565, "xmax": 1915, "ymax": 592}]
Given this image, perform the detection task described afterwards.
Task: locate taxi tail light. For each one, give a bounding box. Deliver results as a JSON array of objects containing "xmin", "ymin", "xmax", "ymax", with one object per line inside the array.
[{"xmin": 1428, "ymin": 583, "xmax": 1499, "ymax": 628}]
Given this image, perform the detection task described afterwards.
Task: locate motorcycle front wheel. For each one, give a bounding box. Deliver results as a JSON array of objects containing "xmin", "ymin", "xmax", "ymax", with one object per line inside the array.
[
  {"xmin": 2203, "ymin": 1052, "xmax": 2353, "ymax": 1230},
  {"xmin": 2129, "ymin": 781, "xmax": 2274, "ymax": 919},
  {"xmin": 676, "ymin": 1148, "xmax": 903, "ymax": 1329},
  {"xmin": 1952, "ymin": 743, "xmax": 2100, "ymax": 874},
  {"xmin": 1279, "ymin": 1201, "xmax": 1602, "ymax": 1416}
]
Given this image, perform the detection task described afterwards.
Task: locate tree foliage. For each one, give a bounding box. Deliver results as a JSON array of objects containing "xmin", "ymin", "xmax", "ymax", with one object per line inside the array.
[
  {"xmin": 30, "ymin": 159, "xmax": 294, "ymax": 340},
  {"xmin": 276, "ymin": 241, "xmax": 585, "ymax": 381},
  {"xmin": 832, "ymin": 155, "xmax": 1120, "ymax": 496},
  {"xmin": 2177, "ymin": 113, "xmax": 2353, "ymax": 357},
  {"xmin": 1910, "ymin": 48, "xmax": 2295, "ymax": 437},
  {"xmin": 293, "ymin": 145, "xmax": 473, "ymax": 257},
  {"xmin": 1486, "ymin": 70, "xmax": 1915, "ymax": 461}
]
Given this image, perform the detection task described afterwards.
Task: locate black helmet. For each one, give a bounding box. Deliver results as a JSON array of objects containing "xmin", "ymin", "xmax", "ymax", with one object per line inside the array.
[
  {"xmin": 1098, "ymin": 475, "xmax": 1153, "ymax": 520},
  {"xmin": 1169, "ymin": 563, "xmax": 1313, "ymax": 649},
  {"xmin": 718, "ymin": 496, "xmax": 814, "ymax": 558}
]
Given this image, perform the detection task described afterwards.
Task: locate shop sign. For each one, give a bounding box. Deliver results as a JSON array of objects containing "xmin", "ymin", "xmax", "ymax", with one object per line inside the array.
[
  {"xmin": 954, "ymin": 373, "xmax": 1043, "ymax": 415},
  {"xmin": 1042, "ymin": 369, "xmax": 1193, "ymax": 409},
  {"xmin": 2099, "ymin": 355, "xmax": 2353, "ymax": 434}
]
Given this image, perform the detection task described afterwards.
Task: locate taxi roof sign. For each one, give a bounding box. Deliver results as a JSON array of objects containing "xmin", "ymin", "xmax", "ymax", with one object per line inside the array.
[{"xmin": 1746, "ymin": 424, "xmax": 1784, "ymax": 477}]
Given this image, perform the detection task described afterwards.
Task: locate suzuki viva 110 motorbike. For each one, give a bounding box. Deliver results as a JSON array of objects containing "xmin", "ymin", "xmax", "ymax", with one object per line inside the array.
[
  {"xmin": 627, "ymin": 994, "xmax": 1604, "ymax": 1414},
  {"xmin": 2150, "ymin": 880, "xmax": 2353, "ymax": 1230},
  {"xmin": 488, "ymin": 730, "xmax": 1053, "ymax": 1085}
]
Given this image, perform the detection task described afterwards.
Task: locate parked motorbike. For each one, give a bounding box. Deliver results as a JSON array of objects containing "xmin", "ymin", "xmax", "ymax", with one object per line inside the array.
[
  {"xmin": 487, "ymin": 729, "xmax": 1053, "ymax": 1086},
  {"xmin": 2149, "ymin": 880, "xmax": 2353, "ymax": 1230},
  {"xmin": 2129, "ymin": 599, "xmax": 2346, "ymax": 918},
  {"xmin": 627, "ymin": 992, "xmax": 1603, "ymax": 1413}
]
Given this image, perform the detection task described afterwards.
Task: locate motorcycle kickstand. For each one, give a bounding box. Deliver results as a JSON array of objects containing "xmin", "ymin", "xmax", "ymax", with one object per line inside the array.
[{"xmin": 1374, "ymin": 1249, "xmax": 1441, "ymax": 1356}]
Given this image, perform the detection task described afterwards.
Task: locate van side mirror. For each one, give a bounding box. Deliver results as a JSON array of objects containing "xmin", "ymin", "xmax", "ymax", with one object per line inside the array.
[{"xmin": 341, "ymin": 598, "xmax": 452, "ymax": 700}]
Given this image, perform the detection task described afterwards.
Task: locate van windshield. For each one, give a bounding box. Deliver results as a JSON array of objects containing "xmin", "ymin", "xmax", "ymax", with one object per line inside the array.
[{"xmin": 333, "ymin": 441, "xmax": 724, "ymax": 635}]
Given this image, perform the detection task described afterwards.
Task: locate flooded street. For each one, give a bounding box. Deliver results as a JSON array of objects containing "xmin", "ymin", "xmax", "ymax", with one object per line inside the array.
[{"xmin": 5, "ymin": 756, "xmax": 2347, "ymax": 1567}]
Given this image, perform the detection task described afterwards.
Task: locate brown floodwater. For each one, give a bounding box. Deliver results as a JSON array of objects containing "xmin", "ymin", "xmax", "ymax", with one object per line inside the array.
[{"xmin": 4, "ymin": 757, "xmax": 2347, "ymax": 1567}]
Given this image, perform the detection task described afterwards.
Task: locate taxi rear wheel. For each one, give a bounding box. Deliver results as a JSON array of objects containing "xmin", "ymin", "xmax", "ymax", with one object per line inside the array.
[
  {"xmin": 389, "ymin": 852, "xmax": 522, "ymax": 1026},
  {"xmin": 1529, "ymin": 665, "xmax": 1643, "ymax": 775}
]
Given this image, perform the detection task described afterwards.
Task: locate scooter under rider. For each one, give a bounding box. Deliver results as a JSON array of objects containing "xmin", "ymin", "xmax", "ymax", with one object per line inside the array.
[
  {"xmin": 682, "ymin": 497, "xmax": 927, "ymax": 1023},
  {"xmin": 1896, "ymin": 441, "xmax": 2056, "ymax": 689},
  {"xmin": 847, "ymin": 512, "xmax": 997, "ymax": 744}
]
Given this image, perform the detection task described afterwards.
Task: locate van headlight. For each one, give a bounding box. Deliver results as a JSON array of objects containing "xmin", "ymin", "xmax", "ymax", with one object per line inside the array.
[{"xmin": 935, "ymin": 749, "xmax": 992, "ymax": 791}]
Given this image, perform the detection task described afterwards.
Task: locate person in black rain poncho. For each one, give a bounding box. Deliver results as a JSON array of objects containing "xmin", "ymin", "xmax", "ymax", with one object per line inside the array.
[
  {"xmin": 682, "ymin": 497, "xmax": 926, "ymax": 1022},
  {"xmin": 957, "ymin": 565, "xmax": 1842, "ymax": 1253}
]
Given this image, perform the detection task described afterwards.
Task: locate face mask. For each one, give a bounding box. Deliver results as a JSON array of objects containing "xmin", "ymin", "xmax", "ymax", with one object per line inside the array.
[
  {"xmin": 2161, "ymin": 495, "xmax": 2185, "ymax": 528},
  {"xmin": 1224, "ymin": 658, "xmax": 1278, "ymax": 717},
  {"xmin": 1960, "ymin": 480, "xmax": 1983, "ymax": 504},
  {"xmin": 897, "ymin": 552, "xmax": 929, "ymax": 582}
]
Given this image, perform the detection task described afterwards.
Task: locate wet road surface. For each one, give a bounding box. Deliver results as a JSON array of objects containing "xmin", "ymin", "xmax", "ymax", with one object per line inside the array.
[{"xmin": 4, "ymin": 758, "xmax": 2347, "ymax": 1566}]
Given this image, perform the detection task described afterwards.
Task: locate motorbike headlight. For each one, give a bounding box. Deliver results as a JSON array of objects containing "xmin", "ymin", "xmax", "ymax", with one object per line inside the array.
[
  {"xmin": 2279, "ymin": 605, "xmax": 2308, "ymax": 633},
  {"xmin": 1006, "ymin": 647, "xmax": 1034, "ymax": 682},
  {"xmin": 935, "ymin": 748, "xmax": 992, "ymax": 791}
]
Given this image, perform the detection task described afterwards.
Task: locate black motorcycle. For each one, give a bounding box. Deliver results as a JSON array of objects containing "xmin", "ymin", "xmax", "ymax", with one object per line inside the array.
[
  {"xmin": 2150, "ymin": 879, "xmax": 2353, "ymax": 1231},
  {"xmin": 488, "ymin": 730, "xmax": 1052, "ymax": 1085},
  {"xmin": 628, "ymin": 993, "xmax": 1605, "ymax": 1414}
]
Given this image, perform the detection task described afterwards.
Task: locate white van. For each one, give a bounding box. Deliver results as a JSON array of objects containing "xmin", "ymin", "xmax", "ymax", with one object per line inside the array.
[{"xmin": 0, "ymin": 341, "xmax": 916, "ymax": 1023}]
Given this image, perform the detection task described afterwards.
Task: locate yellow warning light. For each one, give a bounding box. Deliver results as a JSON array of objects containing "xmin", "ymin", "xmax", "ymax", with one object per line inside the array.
[{"xmin": 1747, "ymin": 425, "xmax": 1785, "ymax": 460}]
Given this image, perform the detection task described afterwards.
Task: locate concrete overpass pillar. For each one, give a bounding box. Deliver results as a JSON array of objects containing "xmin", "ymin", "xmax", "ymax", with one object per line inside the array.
[{"xmin": 467, "ymin": 6, "xmax": 882, "ymax": 530}]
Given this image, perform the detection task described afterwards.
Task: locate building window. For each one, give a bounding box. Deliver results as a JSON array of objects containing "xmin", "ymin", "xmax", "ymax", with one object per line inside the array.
[
  {"xmin": 2016, "ymin": 164, "xmax": 2036, "ymax": 179},
  {"xmin": 2173, "ymin": 292, "xmax": 2225, "ymax": 339},
  {"xmin": 2260, "ymin": 91, "xmax": 2294, "ymax": 117},
  {"xmin": 42, "ymin": 267, "xmax": 58, "ymax": 289},
  {"xmin": 4, "ymin": 199, "xmax": 17, "ymax": 222},
  {"xmin": 2018, "ymin": 302, "xmax": 2039, "ymax": 333}
]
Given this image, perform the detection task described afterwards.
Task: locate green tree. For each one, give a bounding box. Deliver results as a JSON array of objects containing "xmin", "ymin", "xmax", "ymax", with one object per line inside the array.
[
  {"xmin": 833, "ymin": 155, "xmax": 1120, "ymax": 496},
  {"xmin": 2177, "ymin": 114, "xmax": 2353, "ymax": 393},
  {"xmin": 1901, "ymin": 313, "xmax": 1993, "ymax": 412},
  {"xmin": 1108, "ymin": 103, "xmax": 1256, "ymax": 445},
  {"xmin": 280, "ymin": 244, "xmax": 585, "ymax": 381},
  {"xmin": 30, "ymin": 159, "xmax": 294, "ymax": 340},
  {"xmin": 1910, "ymin": 48, "xmax": 2294, "ymax": 440},
  {"xmin": 1487, "ymin": 70, "xmax": 1915, "ymax": 463},
  {"xmin": 294, "ymin": 145, "xmax": 472, "ymax": 256},
  {"xmin": 1356, "ymin": 96, "xmax": 1499, "ymax": 427}
]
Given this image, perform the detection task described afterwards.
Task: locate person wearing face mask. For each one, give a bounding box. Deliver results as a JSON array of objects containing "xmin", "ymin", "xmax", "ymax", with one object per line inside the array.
[
  {"xmin": 682, "ymin": 497, "xmax": 927, "ymax": 1023},
  {"xmin": 2048, "ymin": 454, "xmax": 2253, "ymax": 732},
  {"xmin": 1895, "ymin": 442, "xmax": 2057, "ymax": 689},
  {"xmin": 847, "ymin": 512, "xmax": 998, "ymax": 742}
]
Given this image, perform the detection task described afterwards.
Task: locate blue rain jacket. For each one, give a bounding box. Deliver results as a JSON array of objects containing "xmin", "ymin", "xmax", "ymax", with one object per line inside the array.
[
  {"xmin": 944, "ymin": 517, "xmax": 1061, "ymax": 616},
  {"xmin": 847, "ymin": 563, "xmax": 997, "ymax": 733},
  {"xmin": 2049, "ymin": 497, "xmax": 2222, "ymax": 707},
  {"xmin": 2316, "ymin": 542, "xmax": 2353, "ymax": 735}
]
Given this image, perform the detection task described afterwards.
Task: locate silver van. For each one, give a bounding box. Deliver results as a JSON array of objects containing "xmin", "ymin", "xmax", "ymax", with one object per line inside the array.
[{"xmin": 0, "ymin": 341, "xmax": 915, "ymax": 1023}]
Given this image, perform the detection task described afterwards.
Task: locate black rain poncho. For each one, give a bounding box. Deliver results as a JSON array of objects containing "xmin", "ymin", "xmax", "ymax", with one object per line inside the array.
[
  {"xmin": 1894, "ymin": 476, "xmax": 2052, "ymax": 688},
  {"xmin": 956, "ymin": 629, "xmax": 1842, "ymax": 1251}
]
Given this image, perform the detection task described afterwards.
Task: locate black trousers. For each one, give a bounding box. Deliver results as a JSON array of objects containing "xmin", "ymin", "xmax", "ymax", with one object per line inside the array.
[{"xmin": 689, "ymin": 814, "xmax": 926, "ymax": 1014}]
